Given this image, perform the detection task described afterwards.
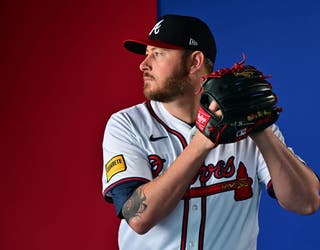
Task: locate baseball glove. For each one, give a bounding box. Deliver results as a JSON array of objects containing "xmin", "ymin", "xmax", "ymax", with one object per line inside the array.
[{"xmin": 196, "ymin": 55, "xmax": 282, "ymax": 146}]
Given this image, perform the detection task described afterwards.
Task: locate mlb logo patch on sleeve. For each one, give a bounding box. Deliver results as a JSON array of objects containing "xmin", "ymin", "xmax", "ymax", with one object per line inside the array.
[{"xmin": 105, "ymin": 155, "xmax": 127, "ymax": 181}]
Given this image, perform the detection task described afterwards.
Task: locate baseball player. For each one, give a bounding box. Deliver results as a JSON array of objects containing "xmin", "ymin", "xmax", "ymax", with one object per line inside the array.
[{"xmin": 102, "ymin": 14, "xmax": 320, "ymax": 250}]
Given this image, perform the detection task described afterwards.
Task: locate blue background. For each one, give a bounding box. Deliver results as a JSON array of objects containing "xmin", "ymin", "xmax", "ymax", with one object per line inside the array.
[{"xmin": 158, "ymin": 1, "xmax": 319, "ymax": 249}]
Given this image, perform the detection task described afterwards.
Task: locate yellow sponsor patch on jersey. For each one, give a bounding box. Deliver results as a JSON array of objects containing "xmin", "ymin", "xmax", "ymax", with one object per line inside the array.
[{"xmin": 105, "ymin": 155, "xmax": 127, "ymax": 181}]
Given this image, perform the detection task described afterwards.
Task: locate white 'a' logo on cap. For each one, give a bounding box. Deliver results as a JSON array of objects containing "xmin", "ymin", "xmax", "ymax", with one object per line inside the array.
[{"xmin": 149, "ymin": 19, "xmax": 164, "ymax": 35}]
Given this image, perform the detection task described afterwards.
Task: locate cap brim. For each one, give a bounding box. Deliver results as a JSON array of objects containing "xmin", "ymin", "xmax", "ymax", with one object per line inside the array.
[{"xmin": 123, "ymin": 39, "xmax": 184, "ymax": 55}]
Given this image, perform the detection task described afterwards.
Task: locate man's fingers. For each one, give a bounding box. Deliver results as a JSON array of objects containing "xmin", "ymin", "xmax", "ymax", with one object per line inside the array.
[{"xmin": 209, "ymin": 101, "xmax": 222, "ymax": 118}]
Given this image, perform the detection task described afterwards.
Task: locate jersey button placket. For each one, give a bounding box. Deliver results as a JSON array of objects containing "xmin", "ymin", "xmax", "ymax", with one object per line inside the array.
[{"xmin": 186, "ymin": 200, "xmax": 200, "ymax": 249}]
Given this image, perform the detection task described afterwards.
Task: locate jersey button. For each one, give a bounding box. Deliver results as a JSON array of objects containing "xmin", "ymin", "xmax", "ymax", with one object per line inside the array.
[
  {"xmin": 189, "ymin": 241, "xmax": 194, "ymax": 248},
  {"xmin": 192, "ymin": 204, "xmax": 198, "ymax": 211}
]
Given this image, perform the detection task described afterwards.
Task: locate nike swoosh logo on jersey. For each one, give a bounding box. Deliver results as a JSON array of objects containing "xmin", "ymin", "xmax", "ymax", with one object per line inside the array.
[{"xmin": 149, "ymin": 134, "xmax": 168, "ymax": 141}]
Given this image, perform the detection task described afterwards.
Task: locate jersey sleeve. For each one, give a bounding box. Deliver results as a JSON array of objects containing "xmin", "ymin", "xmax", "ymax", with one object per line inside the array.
[{"xmin": 102, "ymin": 111, "xmax": 153, "ymax": 202}]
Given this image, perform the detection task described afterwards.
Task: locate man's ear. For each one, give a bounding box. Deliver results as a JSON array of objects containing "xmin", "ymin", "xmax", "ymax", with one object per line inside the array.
[{"xmin": 189, "ymin": 51, "xmax": 205, "ymax": 74}]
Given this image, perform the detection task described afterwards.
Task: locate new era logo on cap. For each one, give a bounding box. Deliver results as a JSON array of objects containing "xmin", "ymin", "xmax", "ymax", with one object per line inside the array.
[
  {"xmin": 189, "ymin": 38, "xmax": 198, "ymax": 46},
  {"xmin": 124, "ymin": 14, "xmax": 217, "ymax": 63}
]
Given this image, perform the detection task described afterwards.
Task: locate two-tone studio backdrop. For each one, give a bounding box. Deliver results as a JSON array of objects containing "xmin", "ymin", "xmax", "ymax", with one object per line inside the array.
[
  {"xmin": 159, "ymin": 1, "xmax": 320, "ymax": 250},
  {"xmin": 1, "ymin": 1, "xmax": 319, "ymax": 250}
]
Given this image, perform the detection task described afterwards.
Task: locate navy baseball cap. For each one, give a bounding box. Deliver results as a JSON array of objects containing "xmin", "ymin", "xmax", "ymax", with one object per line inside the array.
[{"xmin": 124, "ymin": 14, "xmax": 217, "ymax": 63}]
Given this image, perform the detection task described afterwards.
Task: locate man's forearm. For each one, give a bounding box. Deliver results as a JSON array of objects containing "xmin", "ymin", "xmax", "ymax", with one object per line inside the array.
[{"xmin": 251, "ymin": 128, "xmax": 320, "ymax": 214}]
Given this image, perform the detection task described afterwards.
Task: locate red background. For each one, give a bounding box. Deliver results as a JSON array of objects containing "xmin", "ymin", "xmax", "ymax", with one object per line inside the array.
[{"xmin": 1, "ymin": 1, "xmax": 156, "ymax": 249}]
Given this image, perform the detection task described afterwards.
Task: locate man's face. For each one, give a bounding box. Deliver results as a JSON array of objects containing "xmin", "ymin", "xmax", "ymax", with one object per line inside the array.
[{"xmin": 140, "ymin": 46, "xmax": 194, "ymax": 102}]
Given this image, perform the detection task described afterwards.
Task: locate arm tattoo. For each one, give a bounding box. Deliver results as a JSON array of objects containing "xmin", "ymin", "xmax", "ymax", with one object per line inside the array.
[{"xmin": 122, "ymin": 187, "xmax": 147, "ymax": 223}]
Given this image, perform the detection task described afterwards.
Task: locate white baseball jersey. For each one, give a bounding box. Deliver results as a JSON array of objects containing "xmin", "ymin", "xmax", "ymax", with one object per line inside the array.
[{"xmin": 102, "ymin": 100, "xmax": 296, "ymax": 250}]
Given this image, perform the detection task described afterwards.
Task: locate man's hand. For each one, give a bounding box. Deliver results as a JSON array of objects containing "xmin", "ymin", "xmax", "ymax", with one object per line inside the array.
[{"xmin": 196, "ymin": 56, "xmax": 281, "ymax": 146}]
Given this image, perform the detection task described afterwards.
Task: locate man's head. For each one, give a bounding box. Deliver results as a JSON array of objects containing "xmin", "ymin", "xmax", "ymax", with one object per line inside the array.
[
  {"xmin": 124, "ymin": 14, "xmax": 216, "ymax": 72},
  {"xmin": 124, "ymin": 14, "xmax": 217, "ymax": 103}
]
